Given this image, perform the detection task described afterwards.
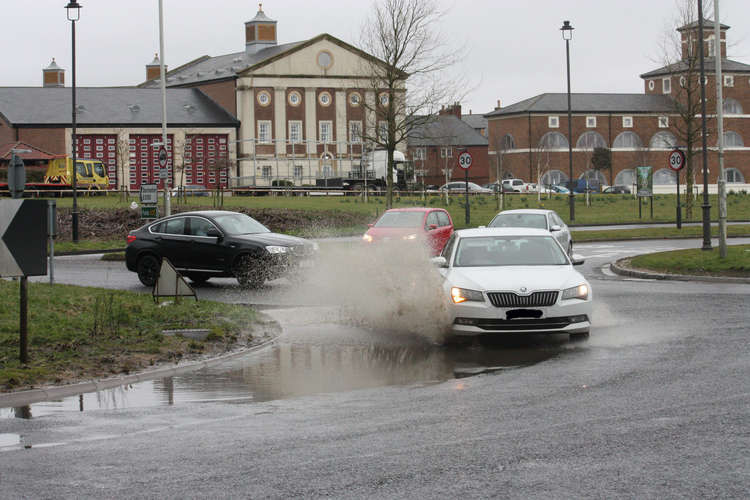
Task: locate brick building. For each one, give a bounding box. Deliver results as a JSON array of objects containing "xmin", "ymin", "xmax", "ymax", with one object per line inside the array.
[
  {"xmin": 485, "ymin": 20, "xmax": 750, "ymax": 191},
  {"xmin": 407, "ymin": 104, "xmax": 489, "ymax": 187}
]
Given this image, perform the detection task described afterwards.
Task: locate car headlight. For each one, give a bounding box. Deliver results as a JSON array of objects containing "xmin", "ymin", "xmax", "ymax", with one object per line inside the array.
[
  {"xmin": 266, "ymin": 245, "xmax": 289, "ymax": 254},
  {"xmin": 362, "ymin": 234, "xmax": 373, "ymax": 243},
  {"xmin": 562, "ymin": 284, "xmax": 589, "ymax": 301},
  {"xmin": 451, "ymin": 287, "xmax": 484, "ymax": 304},
  {"xmin": 403, "ymin": 234, "xmax": 418, "ymax": 240}
]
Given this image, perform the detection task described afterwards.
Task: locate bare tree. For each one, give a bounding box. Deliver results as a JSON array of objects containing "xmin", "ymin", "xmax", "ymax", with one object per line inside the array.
[
  {"xmin": 490, "ymin": 134, "xmax": 513, "ymax": 210},
  {"xmin": 359, "ymin": 0, "xmax": 465, "ymax": 208},
  {"xmin": 655, "ymin": 0, "xmax": 716, "ymax": 218}
]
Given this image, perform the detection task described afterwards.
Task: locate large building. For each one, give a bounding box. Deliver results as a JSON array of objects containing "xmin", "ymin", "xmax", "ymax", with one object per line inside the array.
[{"xmin": 485, "ymin": 20, "xmax": 750, "ymax": 191}]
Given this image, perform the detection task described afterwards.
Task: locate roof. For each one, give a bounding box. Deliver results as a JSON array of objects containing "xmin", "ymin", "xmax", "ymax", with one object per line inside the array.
[
  {"xmin": 495, "ymin": 209, "xmax": 556, "ymax": 216},
  {"xmin": 0, "ymin": 87, "xmax": 240, "ymax": 127},
  {"xmin": 455, "ymin": 227, "xmax": 551, "ymax": 238},
  {"xmin": 484, "ymin": 93, "xmax": 676, "ymax": 118},
  {"xmin": 640, "ymin": 57, "xmax": 750, "ymax": 78},
  {"xmin": 677, "ymin": 20, "xmax": 729, "ymax": 31},
  {"xmin": 461, "ymin": 113, "xmax": 488, "ymax": 131},
  {"xmin": 407, "ymin": 114, "xmax": 488, "ymax": 147},
  {"xmin": 0, "ymin": 141, "xmax": 57, "ymax": 161}
]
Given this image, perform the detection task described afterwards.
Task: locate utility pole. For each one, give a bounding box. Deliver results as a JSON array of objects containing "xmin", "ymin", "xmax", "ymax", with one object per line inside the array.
[
  {"xmin": 714, "ymin": 1, "xmax": 727, "ymax": 258},
  {"xmin": 158, "ymin": 0, "xmax": 170, "ymax": 217}
]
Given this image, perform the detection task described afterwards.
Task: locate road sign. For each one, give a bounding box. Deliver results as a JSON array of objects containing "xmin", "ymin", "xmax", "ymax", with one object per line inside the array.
[
  {"xmin": 158, "ymin": 147, "xmax": 168, "ymax": 168},
  {"xmin": 141, "ymin": 205, "xmax": 159, "ymax": 219},
  {"xmin": 140, "ymin": 183, "xmax": 158, "ymax": 204},
  {"xmin": 0, "ymin": 200, "xmax": 48, "ymax": 277},
  {"xmin": 457, "ymin": 151, "xmax": 473, "ymax": 170},
  {"xmin": 668, "ymin": 148, "xmax": 685, "ymax": 172}
]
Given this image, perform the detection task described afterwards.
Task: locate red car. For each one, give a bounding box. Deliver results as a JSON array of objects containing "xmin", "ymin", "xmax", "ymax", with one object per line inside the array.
[{"xmin": 362, "ymin": 207, "xmax": 454, "ymax": 256}]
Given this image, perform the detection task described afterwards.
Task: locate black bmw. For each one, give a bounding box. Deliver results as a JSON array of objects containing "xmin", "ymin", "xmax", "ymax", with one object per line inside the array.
[{"xmin": 125, "ymin": 210, "xmax": 318, "ymax": 288}]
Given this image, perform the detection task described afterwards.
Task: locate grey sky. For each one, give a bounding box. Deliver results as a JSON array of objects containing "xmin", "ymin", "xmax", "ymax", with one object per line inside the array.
[{"xmin": 4, "ymin": 0, "xmax": 749, "ymax": 115}]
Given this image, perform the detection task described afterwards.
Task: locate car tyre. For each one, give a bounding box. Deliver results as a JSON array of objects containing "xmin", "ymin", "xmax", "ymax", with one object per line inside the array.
[
  {"xmin": 233, "ymin": 254, "xmax": 265, "ymax": 288},
  {"xmin": 137, "ymin": 254, "xmax": 161, "ymax": 287}
]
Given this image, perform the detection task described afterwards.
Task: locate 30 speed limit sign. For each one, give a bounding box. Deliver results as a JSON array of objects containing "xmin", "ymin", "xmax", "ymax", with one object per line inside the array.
[
  {"xmin": 668, "ymin": 148, "xmax": 685, "ymax": 172},
  {"xmin": 457, "ymin": 151, "xmax": 473, "ymax": 170}
]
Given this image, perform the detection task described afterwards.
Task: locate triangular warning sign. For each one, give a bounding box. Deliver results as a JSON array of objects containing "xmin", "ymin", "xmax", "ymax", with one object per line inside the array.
[{"xmin": 153, "ymin": 258, "xmax": 197, "ymax": 302}]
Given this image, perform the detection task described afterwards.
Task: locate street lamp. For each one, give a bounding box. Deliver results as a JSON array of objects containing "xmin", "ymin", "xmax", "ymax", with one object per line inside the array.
[
  {"xmin": 66, "ymin": 0, "xmax": 82, "ymax": 243},
  {"xmin": 561, "ymin": 20, "xmax": 575, "ymax": 222}
]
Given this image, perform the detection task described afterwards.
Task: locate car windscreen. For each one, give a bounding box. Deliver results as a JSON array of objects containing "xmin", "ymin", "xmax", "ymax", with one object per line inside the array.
[
  {"xmin": 374, "ymin": 211, "xmax": 424, "ymax": 228},
  {"xmin": 488, "ymin": 213, "xmax": 548, "ymax": 230},
  {"xmin": 454, "ymin": 235, "xmax": 568, "ymax": 267},
  {"xmin": 212, "ymin": 213, "xmax": 270, "ymax": 235}
]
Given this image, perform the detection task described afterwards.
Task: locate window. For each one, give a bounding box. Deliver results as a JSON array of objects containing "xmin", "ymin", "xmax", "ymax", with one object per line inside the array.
[
  {"xmin": 318, "ymin": 91, "xmax": 332, "ymax": 106},
  {"xmin": 437, "ymin": 211, "xmax": 451, "ymax": 227},
  {"xmin": 613, "ymin": 131, "xmax": 643, "ymax": 149},
  {"xmin": 576, "ymin": 131, "xmax": 607, "ymax": 149},
  {"xmin": 538, "ymin": 131, "xmax": 569, "ymax": 149},
  {"xmin": 425, "ymin": 212, "xmax": 439, "ymax": 229},
  {"xmin": 261, "ymin": 166, "xmax": 272, "ymax": 179},
  {"xmin": 614, "ymin": 168, "xmax": 635, "ymax": 187},
  {"xmin": 649, "ymin": 131, "xmax": 677, "ymax": 149},
  {"xmin": 440, "ymin": 147, "xmax": 453, "ymax": 158},
  {"xmin": 288, "ymin": 90, "xmax": 301, "ymax": 107},
  {"xmin": 378, "ymin": 121, "xmax": 388, "ymax": 142},
  {"xmin": 721, "ymin": 131, "xmax": 744, "ymax": 148},
  {"xmin": 379, "ymin": 93, "xmax": 389, "ymax": 106},
  {"xmin": 658, "ymin": 116, "xmax": 669, "ymax": 128},
  {"xmin": 648, "ymin": 80, "xmax": 655, "ymax": 91},
  {"xmin": 723, "ymin": 98, "xmax": 743, "ymax": 114},
  {"xmin": 679, "ymin": 76, "xmax": 687, "ymax": 88},
  {"xmin": 540, "ymin": 169, "xmax": 568, "ymax": 186},
  {"xmin": 501, "ymin": 134, "xmax": 515, "ymax": 150},
  {"xmin": 548, "ymin": 116, "xmax": 559, "ymax": 128},
  {"xmin": 414, "ymin": 147, "xmax": 426, "ymax": 160},
  {"xmin": 258, "ymin": 121, "xmax": 272, "ymax": 143},
  {"xmin": 349, "ymin": 92, "xmax": 361, "ymax": 106},
  {"xmin": 622, "ymin": 116, "xmax": 633, "ymax": 128},
  {"xmin": 319, "ymin": 121, "xmax": 333, "ymax": 143},
  {"xmin": 653, "ymin": 168, "xmax": 677, "ymax": 185},
  {"xmin": 726, "ymin": 168, "xmax": 745, "ymax": 183},
  {"xmin": 289, "ymin": 121, "xmax": 302, "ymax": 143},
  {"xmin": 316, "ymin": 50, "xmax": 333, "ymax": 69},
  {"xmin": 724, "ymin": 75, "xmax": 734, "ymax": 87},
  {"xmin": 349, "ymin": 121, "xmax": 362, "ymax": 143},
  {"xmin": 707, "ymin": 35, "xmax": 715, "ymax": 57},
  {"xmin": 256, "ymin": 90, "xmax": 271, "ymax": 107},
  {"xmin": 586, "ymin": 116, "xmax": 597, "ymax": 128},
  {"xmin": 188, "ymin": 217, "xmax": 217, "ymax": 237},
  {"xmin": 662, "ymin": 78, "xmax": 671, "ymax": 94},
  {"xmin": 293, "ymin": 165, "xmax": 303, "ymax": 179}
]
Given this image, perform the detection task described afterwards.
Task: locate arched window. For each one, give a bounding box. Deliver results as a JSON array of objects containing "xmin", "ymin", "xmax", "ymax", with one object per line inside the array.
[
  {"xmin": 653, "ymin": 168, "xmax": 677, "ymax": 185},
  {"xmin": 501, "ymin": 134, "xmax": 515, "ymax": 150},
  {"xmin": 613, "ymin": 131, "xmax": 643, "ymax": 149},
  {"xmin": 726, "ymin": 168, "xmax": 745, "ymax": 183},
  {"xmin": 538, "ymin": 132, "xmax": 569, "ymax": 149},
  {"xmin": 723, "ymin": 98, "xmax": 743, "ymax": 115},
  {"xmin": 649, "ymin": 131, "xmax": 677, "ymax": 149},
  {"xmin": 576, "ymin": 131, "xmax": 607, "ymax": 149},
  {"xmin": 721, "ymin": 131, "xmax": 744, "ymax": 147},
  {"xmin": 578, "ymin": 169, "xmax": 607, "ymax": 188},
  {"xmin": 614, "ymin": 168, "xmax": 635, "ymax": 187},
  {"xmin": 540, "ymin": 169, "xmax": 568, "ymax": 186}
]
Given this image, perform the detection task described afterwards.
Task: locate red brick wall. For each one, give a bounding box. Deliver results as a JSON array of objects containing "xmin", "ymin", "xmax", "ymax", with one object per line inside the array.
[
  {"xmin": 315, "ymin": 88, "xmax": 336, "ymax": 155},
  {"xmin": 0, "ymin": 117, "xmax": 15, "ymax": 145},
  {"xmin": 194, "ymin": 80, "xmax": 237, "ymax": 117},
  {"xmin": 285, "ymin": 88, "xmax": 305, "ymax": 155},
  {"xmin": 408, "ymin": 144, "xmax": 489, "ymax": 186},
  {"xmin": 18, "ymin": 128, "xmax": 66, "ymax": 155}
]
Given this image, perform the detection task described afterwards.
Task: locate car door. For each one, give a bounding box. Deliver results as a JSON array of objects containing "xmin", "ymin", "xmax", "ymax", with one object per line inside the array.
[
  {"xmin": 424, "ymin": 211, "xmax": 441, "ymax": 255},
  {"xmin": 185, "ymin": 216, "xmax": 224, "ymax": 272},
  {"xmin": 549, "ymin": 212, "xmax": 570, "ymax": 251},
  {"xmin": 435, "ymin": 210, "xmax": 454, "ymax": 253},
  {"xmin": 151, "ymin": 216, "xmax": 189, "ymax": 268}
]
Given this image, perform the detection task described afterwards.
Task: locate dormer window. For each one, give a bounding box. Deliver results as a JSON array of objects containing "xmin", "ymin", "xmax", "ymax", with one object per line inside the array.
[{"xmin": 662, "ymin": 77, "xmax": 671, "ymax": 94}]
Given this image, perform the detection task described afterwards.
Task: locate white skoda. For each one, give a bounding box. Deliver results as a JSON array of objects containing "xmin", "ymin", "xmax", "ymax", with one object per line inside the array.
[{"xmin": 433, "ymin": 227, "xmax": 592, "ymax": 339}]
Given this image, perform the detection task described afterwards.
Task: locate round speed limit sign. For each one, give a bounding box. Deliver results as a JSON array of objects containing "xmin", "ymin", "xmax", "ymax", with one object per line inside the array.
[
  {"xmin": 457, "ymin": 151, "xmax": 473, "ymax": 170},
  {"xmin": 668, "ymin": 148, "xmax": 685, "ymax": 172}
]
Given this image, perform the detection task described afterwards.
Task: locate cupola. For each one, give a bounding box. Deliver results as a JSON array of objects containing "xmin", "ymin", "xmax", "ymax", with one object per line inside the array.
[
  {"xmin": 678, "ymin": 20, "xmax": 729, "ymax": 60},
  {"xmin": 43, "ymin": 58, "xmax": 65, "ymax": 87},
  {"xmin": 245, "ymin": 4, "xmax": 277, "ymax": 55},
  {"xmin": 146, "ymin": 53, "xmax": 166, "ymax": 81}
]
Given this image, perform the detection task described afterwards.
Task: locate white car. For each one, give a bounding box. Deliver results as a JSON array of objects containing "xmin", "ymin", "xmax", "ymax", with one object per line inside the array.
[
  {"xmin": 487, "ymin": 209, "xmax": 573, "ymax": 256},
  {"xmin": 439, "ymin": 181, "xmax": 493, "ymax": 194},
  {"xmin": 433, "ymin": 227, "xmax": 591, "ymax": 339}
]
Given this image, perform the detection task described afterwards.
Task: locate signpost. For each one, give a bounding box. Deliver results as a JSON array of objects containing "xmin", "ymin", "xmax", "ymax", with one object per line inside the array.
[
  {"xmin": 158, "ymin": 146, "xmax": 168, "ymax": 179},
  {"xmin": 635, "ymin": 166, "xmax": 654, "ymax": 219},
  {"xmin": 458, "ymin": 151, "xmax": 473, "ymax": 225},
  {"xmin": 669, "ymin": 148, "xmax": 686, "ymax": 229},
  {"xmin": 140, "ymin": 183, "xmax": 159, "ymax": 220}
]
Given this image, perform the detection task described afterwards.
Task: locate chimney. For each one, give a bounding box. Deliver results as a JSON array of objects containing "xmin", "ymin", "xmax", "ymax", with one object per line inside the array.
[
  {"xmin": 245, "ymin": 4, "xmax": 278, "ymax": 55},
  {"xmin": 146, "ymin": 53, "xmax": 166, "ymax": 81},
  {"xmin": 439, "ymin": 103, "xmax": 462, "ymax": 118},
  {"xmin": 495, "ymin": 99, "xmax": 502, "ymax": 110},
  {"xmin": 43, "ymin": 58, "xmax": 65, "ymax": 87}
]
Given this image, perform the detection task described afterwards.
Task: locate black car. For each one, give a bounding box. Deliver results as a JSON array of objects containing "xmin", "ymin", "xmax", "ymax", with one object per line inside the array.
[
  {"xmin": 125, "ymin": 210, "xmax": 318, "ymax": 288},
  {"xmin": 602, "ymin": 185, "xmax": 631, "ymax": 194}
]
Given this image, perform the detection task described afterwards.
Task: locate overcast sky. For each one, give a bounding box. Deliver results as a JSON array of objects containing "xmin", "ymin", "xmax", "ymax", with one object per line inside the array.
[{"xmin": 5, "ymin": 0, "xmax": 749, "ymax": 115}]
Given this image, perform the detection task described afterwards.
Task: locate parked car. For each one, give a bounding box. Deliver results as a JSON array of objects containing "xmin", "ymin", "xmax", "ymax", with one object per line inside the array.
[
  {"xmin": 432, "ymin": 227, "xmax": 591, "ymax": 339},
  {"xmin": 540, "ymin": 184, "xmax": 570, "ymax": 194},
  {"xmin": 362, "ymin": 207, "xmax": 454, "ymax": 256},
  {"xmin": 171, "ymin": 184, "xmax": 211, "ymax": 197},
  {"xmin": 486, "ymin": 208, "xmax": 572, "ymax": 255},
  {"xmin": 501, "ymin": 178, "xmax": 528, "ymax": 193},
  {"xmin": 439, "ymin": 181, "xmax": 493, "ymax": 194},
  {"xmin": 125, "ymin": 210, "xmax": 318, "ymax": 288},
  {"xmin": 483, "ymin": 182, "xmax": 514, "ymax": 193},
  {"xmin": 602, "ymin": 185, "xmax": 631, "ymax": 194}
]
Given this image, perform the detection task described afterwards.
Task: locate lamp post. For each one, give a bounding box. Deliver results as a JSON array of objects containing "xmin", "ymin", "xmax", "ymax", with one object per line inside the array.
[
  {"xmin": 697, "ymin": 0, "xmax": 712, "ymax": 250},
  {"xmin": 561, "ymin": 20, "xmax": 575, "ymax": 222},
  {"xmin": 66, "ymin": 1, "xmax": 82, "ymax": 243}
]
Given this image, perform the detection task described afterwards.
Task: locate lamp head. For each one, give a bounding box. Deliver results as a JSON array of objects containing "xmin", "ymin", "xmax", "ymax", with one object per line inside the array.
[
  {"xmin": 560, "ymin": 20, "xmax": 573, "ymax": 40},
  {"xmin": 65, "ymin": 1, "xmax": 82, "ymax": 21}
]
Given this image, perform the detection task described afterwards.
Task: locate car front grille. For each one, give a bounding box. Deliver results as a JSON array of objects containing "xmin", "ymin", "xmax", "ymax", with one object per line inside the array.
[
  {"xmin": 289, "ymin": 245, "xmax": 315, "ymax": 257},
  {"xmin": 486, "ymin": 291, "xmax": 559, "ymax": 308}
]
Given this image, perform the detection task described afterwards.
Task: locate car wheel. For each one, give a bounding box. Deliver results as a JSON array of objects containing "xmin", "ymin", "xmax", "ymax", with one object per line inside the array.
[
  {"xmin": 570, "ymin": 331, "xmax": 589, "ymax": 342},
  {"xmin": 233, "ymin": 254, "xmax": 265, "ymax": 288},
  {"xmin": 136, "ymin": 254, "xmax": 161, "ymax": 287}
]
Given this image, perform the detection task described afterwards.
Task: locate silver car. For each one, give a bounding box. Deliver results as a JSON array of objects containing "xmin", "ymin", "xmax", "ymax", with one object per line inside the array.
[{"xmin": 487, "ymin": 209, "xmax": 573, "ymax": 255}]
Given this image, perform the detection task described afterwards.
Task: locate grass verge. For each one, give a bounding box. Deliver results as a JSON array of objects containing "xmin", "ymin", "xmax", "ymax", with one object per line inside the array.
[
  {"xmin": 572, "ymin": 224, "xmax": 750, "ymax": 242},
  {"xmin": 630, "ymin": 244, "xmax": 750, "ymax": 277},
  {"xmin": 0, "ymin": 280, "xmax": 258, "ymax": 391}
]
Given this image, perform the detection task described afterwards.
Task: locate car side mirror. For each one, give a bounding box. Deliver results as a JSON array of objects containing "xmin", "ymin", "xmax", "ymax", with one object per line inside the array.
[
  {"xmin": 550, "ymin": 225, "xmax": 561, "ymax": 232},
  {"xmin": 430, "ymin": 256, "xmax": 448, "ymax": 268},
  {"xmin": 571, "ymin": 254, "xmax": 585, "ymax": 266}
]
